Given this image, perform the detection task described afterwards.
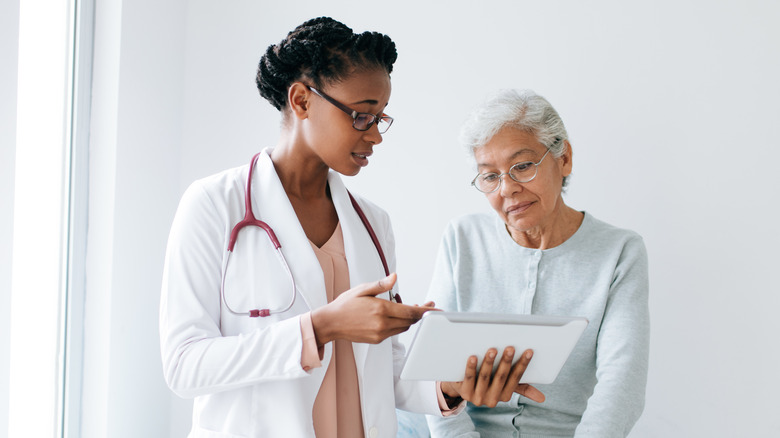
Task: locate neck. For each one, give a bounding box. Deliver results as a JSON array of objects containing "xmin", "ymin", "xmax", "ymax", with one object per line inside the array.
[
  {"xmin": 508, "ymin": 201, "xmax": 583, "ymax": 250},
  {"xmin": 270, "ymin": 138, "xmax": 330, "ymax": 200}
]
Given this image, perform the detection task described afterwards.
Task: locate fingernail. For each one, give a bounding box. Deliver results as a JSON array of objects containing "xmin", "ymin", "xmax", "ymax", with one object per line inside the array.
[
  {"xmin": 488, "ymin": 351, "xmax": 496, "ymax": 359},
  {"xmin": 506, "ymin": 347, "xmax": 515, "ymax": 357},
  {"xmin": 525, "ymin": 350, "xmax": 533, "ymax": 359}
]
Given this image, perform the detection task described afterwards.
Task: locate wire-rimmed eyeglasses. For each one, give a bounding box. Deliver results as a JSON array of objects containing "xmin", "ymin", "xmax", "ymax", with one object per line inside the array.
[
  {"xmin": 471, "ymin": 149, "xmax": 551, "ymax": 193},
  {"xmin": 307, "ymin": 86, "xmax": 394, "ymax": 134}
]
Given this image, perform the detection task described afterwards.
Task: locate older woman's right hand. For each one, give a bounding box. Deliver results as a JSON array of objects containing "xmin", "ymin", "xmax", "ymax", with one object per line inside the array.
[{"xmin": 441, "ymin": 347, "xmax": 546, "ymax": 408}]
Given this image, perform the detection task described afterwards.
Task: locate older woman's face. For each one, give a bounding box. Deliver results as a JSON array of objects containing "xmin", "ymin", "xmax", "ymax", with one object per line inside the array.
[{"xmin": 474, "ymin": 127, "xmax": 572, "ymax": 238}]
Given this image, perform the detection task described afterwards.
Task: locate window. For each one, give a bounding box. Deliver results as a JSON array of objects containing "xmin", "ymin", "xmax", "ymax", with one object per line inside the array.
[{"xmin": 7, "ymin": 0, "xmax": 92, "ymax": 436}]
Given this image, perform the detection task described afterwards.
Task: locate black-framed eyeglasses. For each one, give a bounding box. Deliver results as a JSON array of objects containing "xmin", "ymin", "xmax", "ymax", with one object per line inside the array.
[
  {"xmin": 307, "ymin": 86, "xmax": 393, "ymax": 134},
  {"xmin": 471, "ymin": 149, "xmax": 551, "ymax": 193}
]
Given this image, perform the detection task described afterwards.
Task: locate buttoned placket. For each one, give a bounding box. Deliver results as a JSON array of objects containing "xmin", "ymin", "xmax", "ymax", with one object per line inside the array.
[{"xmin": 522, "ymin": 249, "xmax": 542, "ymax": 313}]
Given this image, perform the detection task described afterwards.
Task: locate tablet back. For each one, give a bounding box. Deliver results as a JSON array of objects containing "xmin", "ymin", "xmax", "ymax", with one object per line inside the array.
[{"xmin": 399, "ymin": 312, "xmax": 588, "ymax": 384}]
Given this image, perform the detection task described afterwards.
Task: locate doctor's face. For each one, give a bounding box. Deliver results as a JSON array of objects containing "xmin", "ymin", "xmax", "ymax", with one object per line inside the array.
[{"xmin": 304, "ymin": 68, "xmax": 392, "ymax": 176}]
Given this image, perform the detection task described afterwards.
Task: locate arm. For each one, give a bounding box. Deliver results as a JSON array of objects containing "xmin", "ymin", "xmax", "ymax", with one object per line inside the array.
[
  {"xmin": 574, "ymin": 235, "xmax": 650, "ymax": 437},
  {"xmin": 159, "ymin": 182, "xmax": 310, "ymax": 398}
]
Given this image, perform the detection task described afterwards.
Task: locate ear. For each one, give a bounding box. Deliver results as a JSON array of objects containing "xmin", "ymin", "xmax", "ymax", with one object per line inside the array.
[
  {"xmin": 287, "ymin": 82, "xmax": 311, "ymax": 120},
  {"xmin": 560, "ymin": 140, "xmax": 574, "ymax": 177}
]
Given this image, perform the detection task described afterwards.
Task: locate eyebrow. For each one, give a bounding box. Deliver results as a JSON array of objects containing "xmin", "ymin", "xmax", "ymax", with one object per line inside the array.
[
  {"xmin": 351, "ymin": 98, "xmax": 389, "ymax": 112},
  {"xmin": 352, "ymin": 99, "xmax": 380, "ymax": 105},
  {"xmin": 476, "ymin": 148, "xmax": 537, "ymax": 168},
  {"xmin": 351, "ymin": 100, "xmax": 390, "ymax": 118}
]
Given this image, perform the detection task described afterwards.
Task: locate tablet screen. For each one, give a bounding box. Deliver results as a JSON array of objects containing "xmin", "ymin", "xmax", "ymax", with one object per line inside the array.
[{"xmin": 399, "ymin": 312, "xmax": 588, "ymax": 384}]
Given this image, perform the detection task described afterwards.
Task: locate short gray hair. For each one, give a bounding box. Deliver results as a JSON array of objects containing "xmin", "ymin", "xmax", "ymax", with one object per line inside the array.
[{"xmin": 460, "ymin": 89, "xmax": 570, "ymax": 186}]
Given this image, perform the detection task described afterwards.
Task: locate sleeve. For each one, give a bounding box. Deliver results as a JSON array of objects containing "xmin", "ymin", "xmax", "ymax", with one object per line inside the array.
[
  {"xmin": 159, "ymin": 181, "xmax": 311, "ymax": 399},
  {"xmin": 574, "ymin": 234, "xmax": 650, "ymax": 437},
  {"xmin": 425, "ymin": 223, "xmax": 481, "ymax": 436},
  {"xmin": 300, "ymin": 312, "xmax": 324, "ymax": 372}
]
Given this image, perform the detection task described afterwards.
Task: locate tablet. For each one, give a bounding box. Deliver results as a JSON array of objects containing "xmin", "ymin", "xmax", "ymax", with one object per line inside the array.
[{"xmin": 399, "ymin": 312, "xmax": 588, "ymax": 384}]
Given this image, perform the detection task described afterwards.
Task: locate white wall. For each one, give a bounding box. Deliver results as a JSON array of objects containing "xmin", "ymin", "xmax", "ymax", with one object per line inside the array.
[
  {"xmin": 1, "ymin": 1, "xmax": 20, "ymax": 436},
  {"xmin": 72, "ymin": 0, "xmax": 780, "ymax": 437},
  {"xmin": 80, "ymin": 0, "xmax": 189, "ymax": 436}
]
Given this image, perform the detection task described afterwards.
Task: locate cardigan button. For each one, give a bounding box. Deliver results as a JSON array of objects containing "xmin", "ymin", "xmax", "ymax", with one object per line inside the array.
[{"xmin": 368, "ymin": 426, "xmax": 378, "ymax": 438}]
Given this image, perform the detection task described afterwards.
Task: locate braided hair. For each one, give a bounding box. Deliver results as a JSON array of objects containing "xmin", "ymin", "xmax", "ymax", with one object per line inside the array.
[{"xmin": 257, "ymin": 17, "xmax": 398, "ymax": 111}]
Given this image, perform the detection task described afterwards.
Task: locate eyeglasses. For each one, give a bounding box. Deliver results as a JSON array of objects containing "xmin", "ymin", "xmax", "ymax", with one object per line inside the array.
[
  {"xmin": 307, "ymin": 86, "xmax": 394, "ymax": 134},
  {"xmin": 471, "ymin": 149, "xmax": 551, "ymax": 193}
]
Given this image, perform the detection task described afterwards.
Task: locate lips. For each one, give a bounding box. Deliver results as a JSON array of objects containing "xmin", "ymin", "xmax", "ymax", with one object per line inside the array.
[
  {"xmin": 506, "ymin": 201, "xmax": 533, "ymax": 215},
  {"xmin": 352, "ymin": 151, "xmax": 372, "ymax": 167}
]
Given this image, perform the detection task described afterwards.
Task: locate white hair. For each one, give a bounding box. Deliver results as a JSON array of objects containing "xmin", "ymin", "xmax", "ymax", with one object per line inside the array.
[{"xmin": 460, "ymin": 89, "xmax": 570, "ymax": 186}]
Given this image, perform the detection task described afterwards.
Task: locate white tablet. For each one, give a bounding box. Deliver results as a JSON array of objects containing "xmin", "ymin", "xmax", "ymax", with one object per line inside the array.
[{"xmin": 399, "ymin": 312, "xmax": 588, "ymax": 384}]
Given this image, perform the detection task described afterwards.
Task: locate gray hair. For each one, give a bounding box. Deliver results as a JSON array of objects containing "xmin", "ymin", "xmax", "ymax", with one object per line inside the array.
[{"xmin": 460, "ymin": 89, "xmax": 570, "ymax": 186}]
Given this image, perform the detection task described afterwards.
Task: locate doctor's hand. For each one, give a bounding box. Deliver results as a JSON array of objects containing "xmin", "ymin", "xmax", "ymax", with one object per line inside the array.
[
  {"xmin": 310, "ymin": 273, "xmax": 436, "ymax": 346},
  {"xmin": 440, "ymin": 347, "xmax": 545, "ymax": 408}
]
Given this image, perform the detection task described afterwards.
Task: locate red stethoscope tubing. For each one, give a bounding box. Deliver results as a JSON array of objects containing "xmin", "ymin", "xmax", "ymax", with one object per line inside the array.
[{"xmin": 220, "ymin": 153, "xmax": 401, "ymax": 318}]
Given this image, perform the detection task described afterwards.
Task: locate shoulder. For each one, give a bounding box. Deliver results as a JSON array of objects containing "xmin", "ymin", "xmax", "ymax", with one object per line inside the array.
[
  {"xmin": 443, "ymin": 213, "xmax": 496, "ymax": 239},
  {"xmin": 179, "ymin": 164, "xmax": 248, "ymax": 210},
  {"xmin": 580, "ymin": 213, "xmax": 645, "ymax": 249},
  {"xmin": 347, "ymin": 191, "xmax": 387, "ymax": 217},
  {"xmin": 186, "ymin": 164, "xmax": 247, "ymax": 200},
  {"xmin": 173, "ymin": 164, "xmax": 249, "ymax": 227},
  {"xmin": 344, "ymin": 189, "xmax": 390, "ymax": 224},
  {"xmin": 577, "ymin": 214, "xmax": 648, "ymax": 274},
  {"xmin": 434, "ymin": 213, "xmax": 500, "ymax": 258}
]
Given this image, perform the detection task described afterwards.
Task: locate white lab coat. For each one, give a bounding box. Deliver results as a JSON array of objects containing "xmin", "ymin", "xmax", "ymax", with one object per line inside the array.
[{"xmin": 160, "ymin": 149, "xmax": 441, "ymax": 437}]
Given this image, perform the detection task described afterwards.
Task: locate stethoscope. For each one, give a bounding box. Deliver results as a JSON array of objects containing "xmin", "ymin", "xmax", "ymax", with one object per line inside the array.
[{"xmin": 220, "ymin": 152, "xmax": 401, "ymax": 318}]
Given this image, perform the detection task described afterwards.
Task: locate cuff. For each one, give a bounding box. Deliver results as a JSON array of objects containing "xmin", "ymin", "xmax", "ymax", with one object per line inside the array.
[
  {"xmin": 300, "ymin": 312, "xmax": 324, "ymax": 372},
  {"xmin": 436, "ymin": 381, "xmax": 466, "ymax": 416}
]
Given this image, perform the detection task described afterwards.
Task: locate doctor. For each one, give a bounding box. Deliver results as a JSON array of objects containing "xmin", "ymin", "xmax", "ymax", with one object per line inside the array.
[{"xmin": 160, "ymin": 17, "xmax": 541, "ymax": 438}]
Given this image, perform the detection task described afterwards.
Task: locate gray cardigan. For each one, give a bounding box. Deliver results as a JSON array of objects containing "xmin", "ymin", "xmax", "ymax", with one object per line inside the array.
[{"xmin": 425, "ymin": 212, "xmax": 649, "ymax": 438}]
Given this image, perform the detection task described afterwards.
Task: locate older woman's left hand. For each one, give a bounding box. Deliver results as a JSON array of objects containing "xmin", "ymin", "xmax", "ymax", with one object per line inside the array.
[{"xmin": 441, "ymin": 347, "xmax": 546, "ymax": 408}]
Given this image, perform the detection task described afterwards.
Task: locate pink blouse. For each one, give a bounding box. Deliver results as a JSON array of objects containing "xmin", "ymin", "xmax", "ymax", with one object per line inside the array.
[
  {"xmin": 300, "ymin": 224, "xmax": 364, "ymax": 438},
  {"xmin": 299, "ymin": 224, "xmax": 462, "ymax": 437}
]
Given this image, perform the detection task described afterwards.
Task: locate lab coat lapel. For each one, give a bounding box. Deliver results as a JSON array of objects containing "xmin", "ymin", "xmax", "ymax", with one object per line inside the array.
[
  {"xmin": 328, "ymin": 173, "xmax": 387, "ymax": 373},
  {"xmin": 251, "ymin": 149, "xmax": 327, "ymax": 311}
]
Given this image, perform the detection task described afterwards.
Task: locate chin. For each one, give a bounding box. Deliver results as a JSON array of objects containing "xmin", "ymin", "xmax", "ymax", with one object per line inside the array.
[
  {"xmin": 506, "ymin": 217, "xmax": 540, "ymax": 234},
  {"xmin": 336, "ymin": 165, "xmax": 362, "ymax": 177}
]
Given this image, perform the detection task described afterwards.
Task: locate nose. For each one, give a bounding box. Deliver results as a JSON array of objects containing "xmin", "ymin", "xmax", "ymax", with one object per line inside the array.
[
  {"xmin": 497, "ymin": 173, "xmax": 522, "ymax": 197},
  {"xmin": 363, "ymin": 124, "xmax": 383, "ymax": 145}
]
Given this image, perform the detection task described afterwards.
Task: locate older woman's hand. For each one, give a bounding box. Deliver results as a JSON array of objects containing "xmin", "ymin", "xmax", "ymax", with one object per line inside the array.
[{"xmin": 441, "ymin": 347, "xmax": 546, "ymax": 408}]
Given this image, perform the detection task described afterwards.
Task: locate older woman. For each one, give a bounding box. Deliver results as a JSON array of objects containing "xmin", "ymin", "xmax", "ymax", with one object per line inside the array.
[{"xmin": 424, "ymin": 90, "xmax": 650, "ymax": 437}]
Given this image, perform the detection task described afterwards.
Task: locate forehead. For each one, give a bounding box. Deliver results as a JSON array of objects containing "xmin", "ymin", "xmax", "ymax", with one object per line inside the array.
[
  {"xmin": 474, "ymin": 127, "xmax": 545, "ymax": 167},
  {"xmin": 324, "ymin": 68, "xmax": 392, "ymax": 106}
]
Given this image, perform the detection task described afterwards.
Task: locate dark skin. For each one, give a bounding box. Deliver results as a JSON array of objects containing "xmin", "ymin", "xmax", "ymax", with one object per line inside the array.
[
  {"xmin": 271, "ymin": 70, "xmax": 430, "ymax": 343},
  {"xmin": 442, "ymin": 348, "xmax": 546, "ymax": 406},
  {"xmin": 288, "ymin": 188, "xmax": 339, "ymax": 248},
  {"xmin": 271, "ymin": 69, "xmax": 544, "ymax": 407}
]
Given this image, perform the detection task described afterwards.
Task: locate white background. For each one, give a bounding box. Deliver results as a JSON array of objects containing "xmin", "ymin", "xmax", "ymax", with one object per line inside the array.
[{"xmin": 3, "ymin": 0, "xmax": 780, "ymax": 437}]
